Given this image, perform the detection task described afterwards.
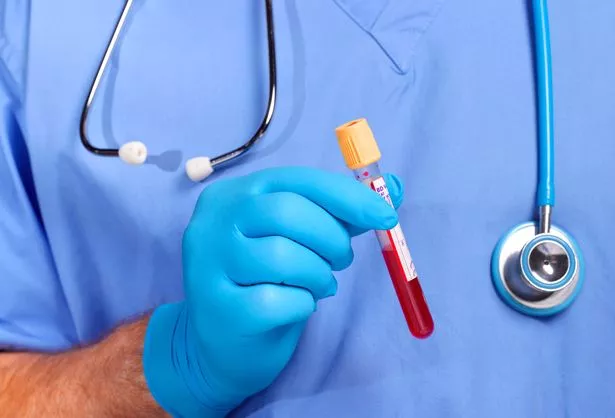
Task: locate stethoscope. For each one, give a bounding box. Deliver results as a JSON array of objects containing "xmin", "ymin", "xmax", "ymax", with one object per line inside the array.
[
  {"xmin": 491, "ymin": 0, "xmax": 584, "ymax": 316},
  {"xmin": 81, "ymin": 0, "xmax": 584, "ymax": 316},
  {"xmin": 79, "ymin": 0, "xmax": 277, "ymax": 182}
]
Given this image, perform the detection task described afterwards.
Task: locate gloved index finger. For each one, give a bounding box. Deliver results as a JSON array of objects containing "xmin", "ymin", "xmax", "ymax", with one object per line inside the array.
[{"xmin": 248, "ymin": 166, "xmax": 398, "ymax": 231}]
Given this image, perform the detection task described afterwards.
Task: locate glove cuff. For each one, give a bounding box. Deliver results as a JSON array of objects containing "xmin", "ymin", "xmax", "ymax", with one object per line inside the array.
[{"xmin": 143, "ymin": 302, "xmax": 238, "ymax": 418}]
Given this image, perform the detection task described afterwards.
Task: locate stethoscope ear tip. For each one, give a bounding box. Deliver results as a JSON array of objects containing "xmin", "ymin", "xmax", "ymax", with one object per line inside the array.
[
  {"xmin": 119, "ymin": 141, "xmax": 148, "ymax": 165},
  {"xmin": 186, "ymin": 156, "xmax": 214, "ymax": 182},
  {"xmin": 116, "ymin": 146, "xmax": 214, "ymax": 182}
]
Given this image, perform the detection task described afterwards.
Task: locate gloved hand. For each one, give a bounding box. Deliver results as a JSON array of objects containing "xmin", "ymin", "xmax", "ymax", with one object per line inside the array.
[{"xmin": 143, "ymin": 166, "xmax": 404, "ymax": 417}]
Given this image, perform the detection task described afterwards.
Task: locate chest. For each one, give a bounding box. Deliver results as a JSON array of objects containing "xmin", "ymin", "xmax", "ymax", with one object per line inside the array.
[{"xmin": 15, "ymin": 1, "xmax": 615, "ymax": 414}]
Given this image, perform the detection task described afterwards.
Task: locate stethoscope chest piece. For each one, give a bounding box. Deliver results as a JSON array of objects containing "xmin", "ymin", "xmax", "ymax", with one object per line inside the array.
[{"xmin": 491, "ymin": 222, "xmax": 584, "ymax": 317}]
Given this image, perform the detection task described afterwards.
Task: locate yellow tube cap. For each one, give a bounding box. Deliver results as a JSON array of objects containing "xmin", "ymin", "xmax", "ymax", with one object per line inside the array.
[{"xmin": 335, "ymin": 118, "xmax": 381, "ymax": 170}]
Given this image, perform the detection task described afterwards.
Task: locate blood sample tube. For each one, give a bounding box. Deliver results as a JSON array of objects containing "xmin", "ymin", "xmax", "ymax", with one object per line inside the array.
[{"xmin": 335, "ymin": 118, "xmax": 434, "ymax": 339}]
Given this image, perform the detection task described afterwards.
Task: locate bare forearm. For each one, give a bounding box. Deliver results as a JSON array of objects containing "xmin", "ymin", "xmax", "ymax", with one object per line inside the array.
[{"xmin": 0, "ymin": 317, "xmax": 167, "ymax": 417}]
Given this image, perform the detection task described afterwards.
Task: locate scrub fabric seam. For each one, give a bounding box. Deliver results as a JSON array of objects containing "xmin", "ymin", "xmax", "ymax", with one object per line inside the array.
[
  {"xmin": 332, "ymin": 0, "xmax": 448, "ymax": 75},
  {"xmin": 0, "ymin": 33, "xmax": 80, "ymax": 350},
  {"xmin": 0, "ymin": 46, "xmax": 21, "ymax": 106},
  {"xmin": 0, "ymin": 0, "xmax": 31, "ymax": 103}
]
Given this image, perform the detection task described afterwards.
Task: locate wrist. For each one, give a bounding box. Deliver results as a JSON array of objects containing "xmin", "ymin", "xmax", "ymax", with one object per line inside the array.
[{"xmin": 142, "ymin": 302, "xmax": 241, "ymax": 418}]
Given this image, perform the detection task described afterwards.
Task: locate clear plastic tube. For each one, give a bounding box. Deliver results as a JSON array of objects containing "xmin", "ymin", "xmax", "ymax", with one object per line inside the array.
[{"xmin": 353, "ymin": 163, "xmax": 434, "ymax": 339}]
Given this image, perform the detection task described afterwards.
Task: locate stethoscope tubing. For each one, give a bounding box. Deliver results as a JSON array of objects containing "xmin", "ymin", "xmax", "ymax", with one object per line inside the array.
[
  {"xmin": 79, "ymin": 0, "xmax": 277, "ymax": 170},
  {"xmin": 533, "ymin": 0, "xmax": 555, "ymax": 208},
  {"xmin": 491, "ymin": 0, "xmax": 584, "ymax": 317},
  {"xmin": 79, "ymin": 0, "xmax": 135, "ymax": 158}
]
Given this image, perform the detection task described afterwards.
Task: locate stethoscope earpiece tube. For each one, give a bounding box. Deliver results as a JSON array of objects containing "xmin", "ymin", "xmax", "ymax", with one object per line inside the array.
[
  {"xmin": 79, "ymin": 0, "xmax": 278, "ymax": 182},
  {"xmin": 491, "ymin": 0, "xmax": 584, "ymax": 317},
  {"xmin": 79, "ymin": 0, "xmax": 135, "ymax": 161}
]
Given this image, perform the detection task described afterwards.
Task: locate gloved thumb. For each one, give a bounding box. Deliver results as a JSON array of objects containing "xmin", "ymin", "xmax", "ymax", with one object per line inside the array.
[
  {"xmin": 384, "ymin": 173, "xmax": 404, "ymax": 210},
  {"xmin": 346, "ymin": 173, "xmax": 404, "ymax": 237}
]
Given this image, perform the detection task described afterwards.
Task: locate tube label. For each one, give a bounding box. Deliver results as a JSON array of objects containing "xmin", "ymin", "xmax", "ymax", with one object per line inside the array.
[{"xmin": 371, "ymin": 176, "xmax": 418, "ymax": 282}]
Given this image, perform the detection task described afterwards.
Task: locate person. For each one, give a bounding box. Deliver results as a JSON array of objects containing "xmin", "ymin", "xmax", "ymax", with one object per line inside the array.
[{"xmin": 1, "ymin": 1, "xmax": 614, "ymax": 416}]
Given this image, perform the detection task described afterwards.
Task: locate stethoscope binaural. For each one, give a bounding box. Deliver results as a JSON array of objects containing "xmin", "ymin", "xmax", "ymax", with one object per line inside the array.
[
  {"xmin": 491, "ymin": 0, "xmax": 584, "ymax": 316},
  {"xmin": 79, "ymin": 0, "xmax": 277, "ymax": 182},
  {"xmin": 80, "ymin": 0, "xmax": 584, "ymax": 315}
]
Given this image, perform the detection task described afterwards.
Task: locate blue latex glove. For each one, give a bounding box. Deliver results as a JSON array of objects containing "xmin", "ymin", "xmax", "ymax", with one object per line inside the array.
[{"xmin": 143, "ymin": 167, "xmax": 404, "ymax": 417}]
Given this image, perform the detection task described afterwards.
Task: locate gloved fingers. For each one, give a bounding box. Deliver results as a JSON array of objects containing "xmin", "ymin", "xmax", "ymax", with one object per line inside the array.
[
  {"xmin": 226, "ymin": 235, "xmax": 338, "ymax": 301},
  {"xmin": 246, "ymin": 167, "xmax": 398, "ymax": 231},
  {"xmin": 236, "ymin": 192, "xmax": 354, "ymax": 271},
  {"xmin": 344, "ymin": 173, "xmax": 404, "ymax": 237},
  {"xmin": 213, "ymin": 279, "xmax": 316, "ymax": 333},
  {"xmin": 384, "ymin": 173, "xmax": 404, "ymax": 209}
]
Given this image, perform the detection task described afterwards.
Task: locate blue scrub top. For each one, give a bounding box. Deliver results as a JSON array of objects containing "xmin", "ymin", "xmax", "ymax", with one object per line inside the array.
[{"xmin": 2, "ymin": 1, "xmax": 615, "ymax": 416}]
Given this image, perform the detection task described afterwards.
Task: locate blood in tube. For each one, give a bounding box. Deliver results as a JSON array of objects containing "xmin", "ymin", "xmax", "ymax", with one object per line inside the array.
[{"xmin": 370, "ymin": 176, "xmax": 434, "ymax": 339}]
